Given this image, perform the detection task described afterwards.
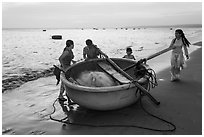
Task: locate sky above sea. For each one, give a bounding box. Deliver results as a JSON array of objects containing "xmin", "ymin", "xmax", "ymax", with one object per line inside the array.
[{"xmin": 2, "ymin": 1, "xmax": 202, "ymax": 29}]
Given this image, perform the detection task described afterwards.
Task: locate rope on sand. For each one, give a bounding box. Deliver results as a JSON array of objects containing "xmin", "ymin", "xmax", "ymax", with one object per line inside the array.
[{"xmin": 49, "ymin": 93, "xmax": 176, "ymax": 132}]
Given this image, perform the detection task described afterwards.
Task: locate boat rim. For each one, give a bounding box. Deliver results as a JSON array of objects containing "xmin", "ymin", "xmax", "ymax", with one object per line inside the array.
[
  {"xmin": 60, "ymin": 58, "xmax": 147, "ymax": 93},
  {"xmin": 61, "ymin": 73, "xmax": 136, "ymax": 93}
]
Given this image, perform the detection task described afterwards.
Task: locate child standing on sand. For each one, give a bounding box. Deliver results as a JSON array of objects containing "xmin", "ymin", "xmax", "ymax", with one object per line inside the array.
[
  {"xmin": 123, "ymin": 47, "xmax": 136, "ymax": 60},
  {"xmin": 169, "ymin": 29, "xmax": 190, "ymax": 81}
]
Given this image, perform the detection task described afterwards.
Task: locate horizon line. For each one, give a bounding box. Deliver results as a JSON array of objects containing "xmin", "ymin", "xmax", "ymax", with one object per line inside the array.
[{"xmin": 2, "ymin": 24, "xmax": 202, "ymax": 30}]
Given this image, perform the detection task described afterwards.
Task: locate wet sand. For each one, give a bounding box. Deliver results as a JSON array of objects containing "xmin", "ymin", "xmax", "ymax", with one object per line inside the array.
[
  {"xmin": 2, "ymin": 42, "xmax": 202, "ymax": 135},
  {"xmin": 146, "ymin": 42, "xmax": 202, "ymax": 134}
]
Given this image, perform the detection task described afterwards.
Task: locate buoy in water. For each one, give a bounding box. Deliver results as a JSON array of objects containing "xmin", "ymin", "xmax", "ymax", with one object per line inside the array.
[{"xmin": 52, "ymin": 35, "xmax": 62, "ymax": 40}]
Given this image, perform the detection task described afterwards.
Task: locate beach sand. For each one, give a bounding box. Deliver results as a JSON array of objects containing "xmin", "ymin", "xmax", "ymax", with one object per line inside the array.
[{"xmin": 2, "ymin": 42, "xmax": 202, "ymax": 135}]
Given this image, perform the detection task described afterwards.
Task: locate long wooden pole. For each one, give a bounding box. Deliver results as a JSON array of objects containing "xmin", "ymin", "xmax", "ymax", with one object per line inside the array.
[
  {"xmin": 146, "ymin": 47, "xmax": 172, "ymax": 60},
  {"xmin": 106, "ymin": 58, "xmax": 160, "ymax": 105},
  {"xmin": 123, "ymin": 47, "xmax": 172, "ymax": 71}
]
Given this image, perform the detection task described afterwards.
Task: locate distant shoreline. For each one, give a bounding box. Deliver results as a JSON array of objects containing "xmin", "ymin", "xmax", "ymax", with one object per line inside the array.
[{"xmin": 2, "ymin": 24, "xmax": 202, "ymax": 30}]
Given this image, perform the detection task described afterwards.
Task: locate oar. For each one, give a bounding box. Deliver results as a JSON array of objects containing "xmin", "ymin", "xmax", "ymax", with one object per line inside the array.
[
  {"xmin": 146, "ymin": 47, "xmax": 172, "ymax": 60},
  {"xmin": 123, "ymin": 47, "xmax": 172, "ymax": 71},
  {"xmin": 106, "ymin": 58, "xmax": 160, "ymax": 105}
]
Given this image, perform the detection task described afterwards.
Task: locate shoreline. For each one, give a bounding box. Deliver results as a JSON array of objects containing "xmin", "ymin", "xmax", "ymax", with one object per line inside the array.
[
  {"xmin": 2, "ymin": 67, "xmax": 55, "ymax": 92},
  {"xmin": 2, "ymin": 40, "xmax": 201, "ymax": 93}
]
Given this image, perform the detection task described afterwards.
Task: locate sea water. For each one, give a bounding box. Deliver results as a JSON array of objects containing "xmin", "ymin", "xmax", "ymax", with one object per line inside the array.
[{"xmin": 2, "ymin": 27, "xmax": 201, "ymax": 91}]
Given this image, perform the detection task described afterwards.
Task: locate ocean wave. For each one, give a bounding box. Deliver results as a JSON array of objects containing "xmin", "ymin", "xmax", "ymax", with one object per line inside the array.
[{"xmin": 2, "ymin": 67, "xmax": 55, "ymax": 93}]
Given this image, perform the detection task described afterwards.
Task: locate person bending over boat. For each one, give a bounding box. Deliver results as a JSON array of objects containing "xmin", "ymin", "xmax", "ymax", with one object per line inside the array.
[
  {"xmin": 169, "ymin": 29, "xmax": 190, "ymax": 82},
  {"xmin": 58, "ymin": 40, "xmax": 76, "ymax": 102},
  {"xmin": 123, "ymin": 47, "xmax": 136, "ymax": 60},
  {"xmin": 83, "ymin": 39, "xmax": 108, "ymax": 60}
]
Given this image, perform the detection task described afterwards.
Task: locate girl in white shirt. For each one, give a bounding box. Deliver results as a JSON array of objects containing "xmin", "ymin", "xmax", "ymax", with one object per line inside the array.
[{"xmin": 169, "ymin": 29, "xmax": 190, "ymax": 81}]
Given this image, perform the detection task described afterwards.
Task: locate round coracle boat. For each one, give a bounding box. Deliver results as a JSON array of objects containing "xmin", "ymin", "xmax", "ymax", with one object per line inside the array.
[{"xmin": 60, "ymin": 58, "xmax": 151, "ymax": 111}]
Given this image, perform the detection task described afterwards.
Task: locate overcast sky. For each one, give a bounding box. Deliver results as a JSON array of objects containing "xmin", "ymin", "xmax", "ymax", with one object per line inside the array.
[{"xmin": 2, "ymin": 2, "xmax": 202, "ymax": 28}]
